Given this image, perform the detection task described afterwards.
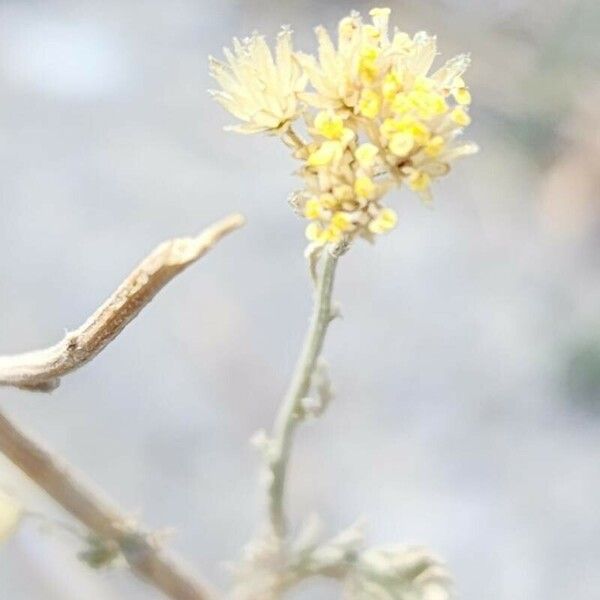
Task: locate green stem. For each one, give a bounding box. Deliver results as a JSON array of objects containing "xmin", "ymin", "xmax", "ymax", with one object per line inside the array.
[{"xmin": 268, "ymin": 251, "xmax": 339, "ymax": 539}]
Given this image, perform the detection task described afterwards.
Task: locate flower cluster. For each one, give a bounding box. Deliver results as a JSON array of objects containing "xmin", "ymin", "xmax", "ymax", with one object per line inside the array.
[{"xmin": 209, "ymin": 8, "xmax": 476, "ymax": 253}]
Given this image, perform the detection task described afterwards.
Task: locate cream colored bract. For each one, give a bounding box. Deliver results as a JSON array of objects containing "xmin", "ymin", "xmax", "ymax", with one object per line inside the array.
[{"xmin": 209, "ymin": 28, "xmax": 306, "ymax": 134}]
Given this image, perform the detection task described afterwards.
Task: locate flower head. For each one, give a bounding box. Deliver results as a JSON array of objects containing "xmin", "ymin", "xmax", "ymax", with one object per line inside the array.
[
  {"xmin": 210, "ymin": 8, "xmax": 477, "ymax": 254},
  {"xmin": 209, "ymin": 28, "xmax": 306, "ymax": 134}
]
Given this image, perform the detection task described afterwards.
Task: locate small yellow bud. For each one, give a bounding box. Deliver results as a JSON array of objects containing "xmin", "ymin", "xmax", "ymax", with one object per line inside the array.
[
  {"xmin": 391, "ymin": 92, "xmax": 412, "ymax": 115},
  {"xmin": 430, "ymin": 93, "xmax": 449, "ymax": 115},
  {"xmin": 331, "ymin": 211, "xmax": 354, "ymax": 231},
  {"xmin": 355, "ymin": 143, "xmax": 379, "ymax": 167},
  {"xmin": 382, "ymin": 72, "xmax": 402, "ymax": 100},
  {"xmin": 389, "ymin": 132, "xmax": 414, "ymax": 157},
  {"xmin": 307, "ymin": 141, "xmax": 341, "ymax": 166},
  {"xmin": 368, "ymin": 221, "xmax": 383, "ymax": 234},
  {"xmin": 303, "ymin": 197, "xmax": 322, "ymax": 219},
  {"xmin": 369, "ymin": 207, "xmax": 398, "ymax": 233},
  {"xmin": 305, "ymin": 222, "xmax": 322, "ymax": 241},
  {"xmin": 323, "ymin": 224, "xmax": 343, "ymax": 243},
  {"xmin": 407, "ymin": 120, "xmax": 430, "ymax": 145},
  {"xmin": 378, "ymin": 208, "xmax": 398, "ymax": 230},
  {"xmin": 450, "ymin": 106, "xmax": 471, "ymax": 126},
  {"xmin": 354, "ymin": 176, "xmax": 376, "ymax": 199},
  {"xmin": 392, "ymin": 116, "xmax": 430, "ymax": 144},
  {"xmin": 410, "ymin": 90, "xmax": 448, "ymax": 119},
  {"xmin": 359, "ymin": 51, "xmax": 379, "ymax": 84},
  {"xmin": 408, "ymin": 170, "xmax": 431, "ymax": 191},
  {"xmin": 453, "ymin": 87, "xmax": 471, "ymax": 105},
  {"xmin": 424, "ymin": 135, "xmax": 445, "ymax": 157},
  {"xmin": 314, "ymin": 111, "xmax": 345, "ymax": 140},
  {"xmin": 358, "ymin": 89, "xmax": 381, "ymax": 119}
]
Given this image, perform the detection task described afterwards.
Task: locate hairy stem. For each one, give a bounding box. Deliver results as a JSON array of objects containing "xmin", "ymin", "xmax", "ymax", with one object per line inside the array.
[{"xmin": 268, "ymin": 251, "xmax": 339, "ymax": 538}]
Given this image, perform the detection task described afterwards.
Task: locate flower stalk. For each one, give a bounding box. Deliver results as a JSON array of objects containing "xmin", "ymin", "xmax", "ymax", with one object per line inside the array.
[
  {"xmin": 268, "ymin": 250, "xmax": 339, "ymax": 539},
  {"xmin": 211, "ymin": 8, "xmax": 476, "ymax": 598}
]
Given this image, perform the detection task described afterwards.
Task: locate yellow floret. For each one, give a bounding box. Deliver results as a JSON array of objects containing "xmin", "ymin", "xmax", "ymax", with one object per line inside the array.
[
  {"xmin": 323, "ymin": 224, "xmax": 343, "ymax": 243},
  {"xmin": 304, "ymin": 197, "xmax": 322, "ymax": 219},
  {"xmin": 389, "ymin": 132, "xmax": 414, "ymax": 157},
  {"xmin": 355, "ymin": 143, "xmax": 379, "ymax": 167},
  {"xmin": 354, "ymin": 176, "xmax": 376, "ymax": 199},
  {"xmin": 424, "ymin": 135, "xmax": 445, "ymax": 157},
  {"xmin": 359, "ymin": 46, "xmax": 380, "ymax": 84},
  {"xmin": 381, "ymin": 116, "xmax": 430, "ymax": 145},
  {"xmin": 408, "ymin": 170, "xmax": 431, "ymax": 191},
  {"xmin": 358, "ymin": 89, "xmax": 381, "ymax": 119},
  {"xmin": 314, "ymin": 111, "xmax": 345, "ymax": 140},
  {"xmin": 307, "ymin": 141, "xmax": 341, "ymax": 166},
  {"xmin": 305, "ymin": 222, "xmax": 323, "ymax": 241},
  {"xmin": 382, "ymin": 71, "xmax": 403, "ymax": 100},
  {"xmin": 453, "ymin": 87, "xmax": 471, "ymax": 105},
  {"xmin": 395, "ymin": 116, "xmax": 430, "ymax": 145},
  {"xmin": 407, "ymin": 120, "xmax": 431, "ymax": 145},
  {"xmin": 378, "ymin": 208, "xmax": 398, "ymax": 229},
  {"xmin": 429, "ymin": 93, "xmax": 450, "ymax": 115},
  {"xmin": 331, "ymin": 211, "xmax": 354, "ymax": 231},
  {"xmin": 410, "ymin": 90, "xmax": 448, "ymax": 119},
  {"xmin": 391, "ymin": 93, "xmax": 412, "ymax": 115},
  {"xmin": 369, "ymin": 207, "xmax": 398, "ymax": 233},
  {"xmin": 450, "ymin": 106, "xmax": 471, "ymax": 126}
]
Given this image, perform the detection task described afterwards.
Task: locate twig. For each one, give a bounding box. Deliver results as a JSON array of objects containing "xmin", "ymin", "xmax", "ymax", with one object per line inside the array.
[
  {"xmin": 268, "ymin": 250, "xmax": 339, "ymax": 538},
  {"xmin": 0, "ymin": 214, "xmax": 245, "ymax": 392},
  {"xmin": 0, "ymin": 409, "xmax": 217, "ymax": 600}
]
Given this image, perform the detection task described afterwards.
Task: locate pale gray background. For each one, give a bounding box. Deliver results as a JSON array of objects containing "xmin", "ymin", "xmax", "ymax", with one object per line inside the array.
[{"xmin": 1, "ymin": 0, "xmax": 600, "ymax": 598}]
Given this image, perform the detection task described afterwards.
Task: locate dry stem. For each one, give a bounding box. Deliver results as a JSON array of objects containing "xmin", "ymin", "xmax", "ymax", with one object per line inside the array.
[
  {"xmin": 0, "ymin": 214, "xmax": 245, "ymax": 392},
  {"xmin": 0, "ymin": 408, "xmax": 217, "ymax": 600}
]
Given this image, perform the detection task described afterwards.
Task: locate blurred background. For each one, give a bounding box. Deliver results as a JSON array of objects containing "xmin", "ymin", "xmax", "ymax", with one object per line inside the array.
[{"xmin": 1, "ymin": 0, "xmax": 600, "ymax": 598}]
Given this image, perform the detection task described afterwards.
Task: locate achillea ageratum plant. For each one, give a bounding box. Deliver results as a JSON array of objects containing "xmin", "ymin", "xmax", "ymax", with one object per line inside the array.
[
  {"xmin": 0, "ymin": 8, "xmax": 476, "ymax": 600},
  {"xmin": 210, "ymin": 7, "xmax": 477, "ymax": 260},
  {"xmin": 210, "ymin": 7, "xmax": 476, "ymax": 600}
]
